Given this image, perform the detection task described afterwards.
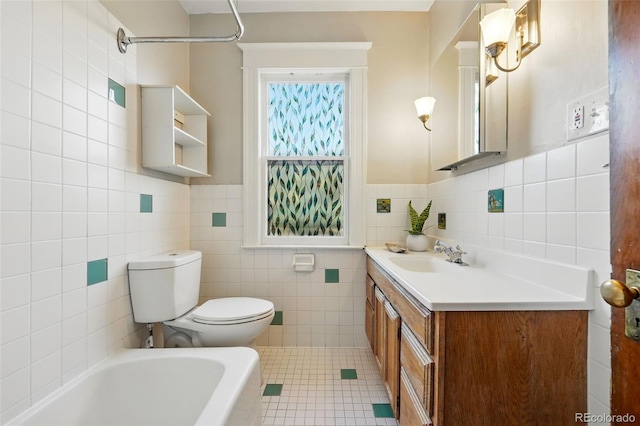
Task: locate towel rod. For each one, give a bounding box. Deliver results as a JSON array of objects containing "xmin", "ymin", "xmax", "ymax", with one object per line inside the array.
[{"xmin": 117, "ymin": 0, "xmax": 244, "ymax": 54}]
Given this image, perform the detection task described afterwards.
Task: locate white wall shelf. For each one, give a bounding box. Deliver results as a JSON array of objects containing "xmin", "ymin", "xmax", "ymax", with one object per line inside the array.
[{"xmin": 141, "ymin": 85, "xmax": 211, "ymax": 177}]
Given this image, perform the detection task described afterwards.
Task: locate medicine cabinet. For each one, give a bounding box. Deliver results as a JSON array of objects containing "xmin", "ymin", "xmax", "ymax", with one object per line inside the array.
[{"xmin": 431, "ymin": 3, "xmax": 507, "ymax": 171}]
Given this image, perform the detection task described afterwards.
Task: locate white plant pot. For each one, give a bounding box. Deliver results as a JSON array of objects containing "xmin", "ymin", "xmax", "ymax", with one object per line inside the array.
[{"xmin": 406, "ymin": 234, "xmax": 429, "ymax": 252}]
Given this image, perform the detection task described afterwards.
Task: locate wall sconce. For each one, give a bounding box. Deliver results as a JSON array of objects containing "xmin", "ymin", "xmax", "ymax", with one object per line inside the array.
[
  {"xmin": 480, "ymin": 0, "xmax": 540, "ymax": 73},
  {"xmin": 415, "ymin": 97, "xmax": 436, "ymax": 131}
]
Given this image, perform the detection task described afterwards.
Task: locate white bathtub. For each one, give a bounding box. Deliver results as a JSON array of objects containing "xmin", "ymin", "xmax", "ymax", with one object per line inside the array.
[{"xmin": 9, "ymin": 347, "xmax": 262, "ymax": 426}]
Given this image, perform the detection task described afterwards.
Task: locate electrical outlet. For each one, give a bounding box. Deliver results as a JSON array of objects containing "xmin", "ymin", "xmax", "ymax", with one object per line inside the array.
[
  {"xmin": 567, "ymin": 87, "xmax": 609, "ymax": 142},
  {"xmin": 572, "ymin": 106, "xmax": 584, "ymax": 130}
]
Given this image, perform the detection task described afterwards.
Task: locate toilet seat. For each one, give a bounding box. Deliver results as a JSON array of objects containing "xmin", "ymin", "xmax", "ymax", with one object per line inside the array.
[{"xmin": 190, "ymin": 297, "xmax": 275, "ymax": 325}]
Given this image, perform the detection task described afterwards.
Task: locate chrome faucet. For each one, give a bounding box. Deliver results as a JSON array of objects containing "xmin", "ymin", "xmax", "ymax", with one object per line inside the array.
[{"xmin": 434, "ymin": 240, "xmax": 468, "ymax": 266}]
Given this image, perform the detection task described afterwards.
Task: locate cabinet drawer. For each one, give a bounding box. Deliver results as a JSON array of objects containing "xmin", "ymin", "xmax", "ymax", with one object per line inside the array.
[
  {"xmin": 400, "ymin": 323, "xmax": 434, "ymax": 416},
  {"xmin": 400, "ymin": 367, "xmax": 432, "ymax": 426},
  {"xmin": 367, "ymin": 257, "xmax": 434, "ymax": 353},
  {"xmin": 397, "ymin": 292, "xmax": 433, "ymax": 354}
]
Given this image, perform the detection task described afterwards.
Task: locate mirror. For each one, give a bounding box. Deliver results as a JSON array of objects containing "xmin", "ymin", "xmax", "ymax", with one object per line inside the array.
[{"xmin": 431, "ymin": 3, "xmax": 507, "ymax": 171}]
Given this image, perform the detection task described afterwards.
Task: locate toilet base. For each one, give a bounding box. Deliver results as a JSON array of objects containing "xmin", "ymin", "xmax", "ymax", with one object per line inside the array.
[
  {"xmin": 163, "ymin": 325, "xmax": 260, "ymax": 350},
  {"xmin": 161, "ymin": 310, "xmax": 274, "ymax": 348}
]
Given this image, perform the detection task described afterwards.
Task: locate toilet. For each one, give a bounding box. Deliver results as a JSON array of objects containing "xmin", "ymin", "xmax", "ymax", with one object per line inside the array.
[{"xmin": 127, "ymin": 250, "xmax": 274, "ymax": 349}]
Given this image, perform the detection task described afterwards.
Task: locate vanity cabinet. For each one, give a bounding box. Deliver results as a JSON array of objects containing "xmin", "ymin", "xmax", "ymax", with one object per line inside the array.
[
  {"xmin": 366, "ymin": 256, "xmax": 588, "ymax": 426},
  {"xmin": 140, "ymin": 85, "xmax": 211, "ymax": 177}
]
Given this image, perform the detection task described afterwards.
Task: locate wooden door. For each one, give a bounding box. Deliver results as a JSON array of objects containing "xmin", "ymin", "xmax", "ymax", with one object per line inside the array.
[{"xmin": 608, "ymin": 0, "xmax": 640, "ymax": 420}]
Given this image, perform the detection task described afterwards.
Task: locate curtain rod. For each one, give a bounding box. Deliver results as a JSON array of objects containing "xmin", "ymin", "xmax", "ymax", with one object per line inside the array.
[{"xmin": 117, "ymin": 0, "xmax": 244, "ymax": 54}]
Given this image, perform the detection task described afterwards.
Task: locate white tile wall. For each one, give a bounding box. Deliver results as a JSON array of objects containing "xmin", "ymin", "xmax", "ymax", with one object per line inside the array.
[
  {"xmin": 190, "ymin": 184, "xmax": 368, "ymax": 349},
  {"xmin": 0, "ymin": 1, "xmax": 190, "ymax": 422},
  {"xmin": 0, "ymin": 0, "xmax": 613, "ymax": 422},
  {"xmin": 422, "ymin": 134, "xmax": 612, "ymax": 417}
]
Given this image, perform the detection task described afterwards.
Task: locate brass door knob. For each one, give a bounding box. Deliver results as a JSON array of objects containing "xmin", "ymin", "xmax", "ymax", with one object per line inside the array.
[{"xmin": 600, "ymin": 279, "xmax": 640, "ymax": 308}]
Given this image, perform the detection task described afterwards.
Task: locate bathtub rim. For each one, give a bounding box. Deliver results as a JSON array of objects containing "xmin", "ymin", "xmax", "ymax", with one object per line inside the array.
[{"xmin": 7, "ymin": 346, "xmax": 261, "ymax": 426}]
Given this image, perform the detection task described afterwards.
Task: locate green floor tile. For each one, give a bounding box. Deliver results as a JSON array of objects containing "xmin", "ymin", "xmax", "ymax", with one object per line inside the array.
[
  {"xmin": 340, "ymin": 368, "xmax": 358, "ymax": 379},
  {"xmin": 372, "ymin": 403, "xmax": 395, "ymax": 418},
  {"xmin": 263, "ymin": 384, "xmax": 283, "ymax": 396}
]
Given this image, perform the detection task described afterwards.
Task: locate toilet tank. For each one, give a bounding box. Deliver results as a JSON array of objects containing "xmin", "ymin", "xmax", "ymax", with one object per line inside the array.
[{"xmin": 127, "ymin": 250, "xmax": 202, "ymax": 323}]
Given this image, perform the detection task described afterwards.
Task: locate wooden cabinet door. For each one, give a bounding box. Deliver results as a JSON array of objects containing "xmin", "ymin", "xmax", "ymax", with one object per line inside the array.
[
  {"xmin": 365, "ymin": 276, "xmax": 375, "ymax": 350},
  {"xmin": 384, "ymin": 300, "xmax": 401, "ymax": 418},
  {"xmin": 365, "ymin": 299, "xmax": 375, "ymax": 350},
  {"xmin": 374, "ymin": 287, "xmax": 386, "ymax": 374}
]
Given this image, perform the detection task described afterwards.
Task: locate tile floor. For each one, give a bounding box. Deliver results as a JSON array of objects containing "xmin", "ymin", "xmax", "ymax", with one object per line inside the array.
[{"xmin": 257, "ymin": 347, "xmax": 398, "ymax": 426}]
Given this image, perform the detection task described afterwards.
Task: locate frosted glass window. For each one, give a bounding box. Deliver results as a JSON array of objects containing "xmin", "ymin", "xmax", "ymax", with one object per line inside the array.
[
  {"xmin": 267, "ymin": 160, "xmax": 344, "ymax": 236},
  {"xmin": 266, "ymin": 81, "xmax": 346, "ymax": 237},
  {"xmin": 268, "ymin": 83, "xmax": 345, "ymax": 156}
]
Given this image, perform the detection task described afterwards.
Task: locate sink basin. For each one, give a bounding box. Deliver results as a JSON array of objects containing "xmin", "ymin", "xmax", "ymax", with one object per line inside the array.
[{"xmin": 388, "ymin": 256, "xmax": 460, "ymax": 273}]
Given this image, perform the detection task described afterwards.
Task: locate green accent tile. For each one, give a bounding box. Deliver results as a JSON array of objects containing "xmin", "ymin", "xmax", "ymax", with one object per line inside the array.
[
  {"xmin": 341, "ymin": 369, "xmax": 358, "ymax": 380},
  {"xmin": 212, "ymin": 212, "xmax": 226, "ymax": 227},
  {"xmin": 271, "ymin": 311, "xmax": 283, "ymax": 325},
  {"xmin": 108, "ymin": 78, "xmax": 126, "ymax": 108},
  {"xmin": 140, "ymin": 194, "xmax": 153, "ymax": 213},
  {"xmin": 325, "ymin": 268, "xmax": 339, "ymax": 283},
  {"xmin": 372, "ymin": 403, "xmax": 395, "ymax": 418},
  {"xmin": 263, "ymin": 384, "xmax": 283, "ymax": 396},
  {"xmin": 87, "ymin": 259, "xmax": 108, "ymax": 286}
]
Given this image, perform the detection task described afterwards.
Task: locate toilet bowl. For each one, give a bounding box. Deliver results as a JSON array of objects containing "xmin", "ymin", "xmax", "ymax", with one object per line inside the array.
[
  {"xmin": 127, "ymin": 250, "xmax": 274, "ymax": 348},
  {"xmin": 162, "ymin": 297, "xmax": 275, "ymax": 348}
]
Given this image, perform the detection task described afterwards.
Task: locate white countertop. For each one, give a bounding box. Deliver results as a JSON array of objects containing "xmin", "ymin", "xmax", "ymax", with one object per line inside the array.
[{"xmin": 365, "ymin": 246, "xmax": 594, "ymax": 311}]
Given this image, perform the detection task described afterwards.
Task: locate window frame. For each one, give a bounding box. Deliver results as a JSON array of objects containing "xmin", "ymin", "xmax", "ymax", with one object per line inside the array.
[{"xmin": 239, "ymin": 43, "xmax": 370, "ymax": 248}]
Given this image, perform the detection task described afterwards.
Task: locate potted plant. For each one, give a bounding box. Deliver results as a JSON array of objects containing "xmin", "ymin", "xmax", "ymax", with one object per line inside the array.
[{"xmin": 406, "ymin": 200, "xmax": 432, "ymax": 251}]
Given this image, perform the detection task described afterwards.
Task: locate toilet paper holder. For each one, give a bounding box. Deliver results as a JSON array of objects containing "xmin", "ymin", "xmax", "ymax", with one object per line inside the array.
[{"xmin": 292, "ymin": 254, "xmax": 315, "ymax": 272}]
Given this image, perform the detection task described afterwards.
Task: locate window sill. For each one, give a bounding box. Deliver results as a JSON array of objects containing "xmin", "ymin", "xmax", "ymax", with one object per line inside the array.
[{"xmin": 241, "ymin": 245, "xmax": 365, "ymax": 250}]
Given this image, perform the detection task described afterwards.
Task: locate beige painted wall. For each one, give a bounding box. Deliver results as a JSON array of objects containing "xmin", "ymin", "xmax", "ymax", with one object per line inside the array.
[
  {"xmin": 100, "ymin": 0, "xmax": 190, "ymax": 88},
  {"xmin": 188, "ymin": 12, "xmax": 430, "ymax": 185},
  {"xmin": 100, "ymin": 0, "xmax": 607, "ymax": 185},
  {"xmin": 427, "ymin": 0, "xmax": 608, "ymax": 182}
]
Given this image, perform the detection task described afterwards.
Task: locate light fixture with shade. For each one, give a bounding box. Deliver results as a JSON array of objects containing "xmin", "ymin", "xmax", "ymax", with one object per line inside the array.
[
  {"xmin": 480, "ymin": 0, "xmax": 540, "ymax": 73},
  {"xmin": 415, "ymin": 97, "xmax": 436, "ymax": 131}
]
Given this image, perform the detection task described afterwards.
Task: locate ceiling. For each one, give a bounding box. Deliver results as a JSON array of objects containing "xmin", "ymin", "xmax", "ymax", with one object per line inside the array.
[{"xmin": 179, "ymin": 0, "xmax": 435, "ymax": 14}]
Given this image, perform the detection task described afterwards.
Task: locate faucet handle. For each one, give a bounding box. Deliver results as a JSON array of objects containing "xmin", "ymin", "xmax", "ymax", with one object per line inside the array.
[{"xmin": 452, "ymin": 245, "xmax": 468, "ymax": 266}]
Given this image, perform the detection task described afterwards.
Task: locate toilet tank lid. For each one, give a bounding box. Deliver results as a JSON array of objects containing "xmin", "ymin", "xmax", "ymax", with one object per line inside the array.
[{"xmin": 127, "ymin": 250, "xmax": 202, "ymax": 270}]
